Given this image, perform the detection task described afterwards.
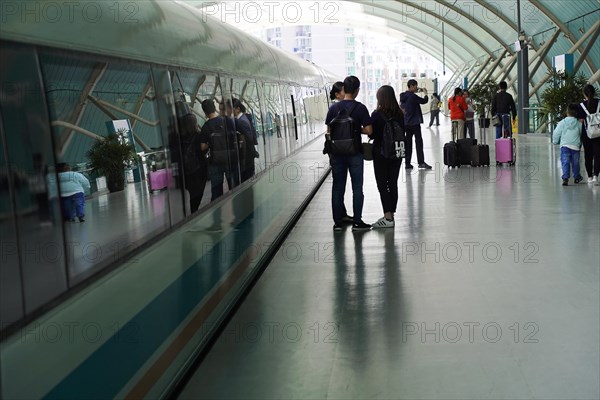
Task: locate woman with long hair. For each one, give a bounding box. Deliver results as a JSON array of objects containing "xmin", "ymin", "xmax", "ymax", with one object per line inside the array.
[
  {"xmin": 578, "ymin": 84, "xmax": 600, "ymax": 184},
  {"xmin": 370, "ymin": 85, "xmax": 404, "ymax": 228}
]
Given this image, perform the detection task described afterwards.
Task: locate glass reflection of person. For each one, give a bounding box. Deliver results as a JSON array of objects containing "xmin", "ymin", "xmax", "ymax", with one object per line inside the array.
[
  {"xmin": 179, "ymin": 113, "xmax": 208, "ymax": 212},
  {"xmin": 199, "ymin": 99, "xmax": 240, "ymax": 201},
  {"xmin": 57, "ymin": 163, "xmax": 90, "ymax": 223},
  {"xmin": 232, "ymin": 98, "xmax": 257, "ymax": 183}
]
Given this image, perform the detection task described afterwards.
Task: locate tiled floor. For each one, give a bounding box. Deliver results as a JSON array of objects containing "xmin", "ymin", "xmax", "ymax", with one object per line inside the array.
[{"xmin": 179, "ymin": 127, "xmax": 600, "ymax": 399}]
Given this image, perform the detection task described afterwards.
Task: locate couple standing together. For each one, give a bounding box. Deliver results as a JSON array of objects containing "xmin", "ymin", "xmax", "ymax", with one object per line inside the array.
[{"xmin": 326, "ymin": 76, "xmax": 432, "ymax": 232}]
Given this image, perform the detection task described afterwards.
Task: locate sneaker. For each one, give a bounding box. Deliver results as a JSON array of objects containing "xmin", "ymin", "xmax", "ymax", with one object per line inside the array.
[
  {"xmin": 340, "ymin": 214, "xmax": 354, "ymax": 224},
  {"xmin": 588, "ymin": 177, "xmax": 594, "ymax": 184},
  {"xmin": 574, "ymin": 177, "xmax": 583, "ymax": 184},
  {"xmin": 594, "ymin": 176, "xmax": 599, "ymax": 186},
  {"xmin": 418, "ymin": 163, "xmax": 432, "ymax": 170},
  {"xmin": 333, "ymin": 223, "xmax": 343, "ymax": 231},
  {"xmin": 352, "ymin": 221, "xmax": 372, "ymax": 231},
  {"xmin": 562, "ymin": 179, "xmax": 568, "ymax": 186},
  {"xmin": 372, "ymin": 217, "xmax": 394, "ymax": 229},
  {"xmin": 78, "ymin": 217, "xmax": 85, "ymax": 222},
  {"xmin": 405, "ymin": 164, "xmax": 414, "ymax": 170}
]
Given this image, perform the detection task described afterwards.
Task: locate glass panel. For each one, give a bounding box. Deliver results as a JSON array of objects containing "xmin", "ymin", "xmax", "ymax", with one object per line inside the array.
[
  {"xmin": 150, "ymin": 68, "xmax": 185, "ymax": 226},
  {"xmin": 260, "ymin": 82, "xmax": 286, "ymax": 164},
  {"xmin": 39, "ymin": 52, "xmax": 170, "ymax": 283},
  {"xmin": 0, "ymin": 102, "xmax": 24, "ymax": 326},
  {"xmin": 170, "ymin": 70, "xmax": 210, "ymax": 215},
  {"xmin": 230, "ymin": 77, "xmax": 262, "ymax": 181},
  {"xmin": 1, "ymin": 43, "xmax": 68, "ymax": 315}
]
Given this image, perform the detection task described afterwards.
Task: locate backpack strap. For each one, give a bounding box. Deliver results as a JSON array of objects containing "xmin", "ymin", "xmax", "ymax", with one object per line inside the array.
[{"xmin": 580, "ymin": 102, "xmax": 590, "ymax": 116}]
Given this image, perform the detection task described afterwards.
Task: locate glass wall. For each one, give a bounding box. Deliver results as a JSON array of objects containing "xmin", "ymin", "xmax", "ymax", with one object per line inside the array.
[
  {"xmin": 39, "ymin": 51, "xmax": 172, "ymax": 283},
  {"xmin": 0, "ymin": 42, "xmax": 329, "ymax": 333}
]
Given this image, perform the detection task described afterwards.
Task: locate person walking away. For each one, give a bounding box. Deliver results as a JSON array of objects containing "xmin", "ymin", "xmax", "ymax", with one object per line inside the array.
[
  {"xmin": 577, "ymin": 84, "xmax": 600, "ymax": 185},
  {"xmin": 491, "ymin": 81, "xmax": 517, "ymax": 139},
  {"xmin": 552, "ymin": 104, "xmax": 583, "ymax": 186},
  {"xmin": 57, "ymin": 163, "xmax": 90, "ymax": 222},
  {"xmin": 428, "ymin": 92, "xmax": 441, "ymax": 127}
]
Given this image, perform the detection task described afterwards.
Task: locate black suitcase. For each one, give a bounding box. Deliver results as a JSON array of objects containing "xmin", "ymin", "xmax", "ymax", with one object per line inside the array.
[
  {"xmin": 471, "ymin": 144, "xmax": 490, "ymax": 166},
  {"xmin": 457, "ymin": 138, "xmax": 477, "ymax": 165},
  {"xmin": 444, "ymin": 142, "xmax": 460, "ymax": 168},
  {"xmin": 471, "ymin": 124, "xmax": 490, "ymax": 167}
]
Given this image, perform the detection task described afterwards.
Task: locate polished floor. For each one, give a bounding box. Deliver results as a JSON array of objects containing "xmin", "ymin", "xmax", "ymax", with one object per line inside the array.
[{"xmin": 179, "ymin": 126, "xmax": 600, "ymax": 399}]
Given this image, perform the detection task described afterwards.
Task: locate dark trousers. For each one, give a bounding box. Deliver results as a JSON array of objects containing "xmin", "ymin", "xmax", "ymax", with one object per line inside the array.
[
  {"xmin": 405, "ymin": 124, "xmax": 425, "ymax": 165},
  {"xmin": 331, "ymin": 153, "xmax": 364, "ymax": 223},
  {"xmin": 428, "ymin": 110, "xmax": 440, "ymax": 126},
  {"xmin": 373, "ymin": 154, "xmax": 402, "ymax": 213},
  {"xmin": 185, "ymin": 172, "xmax": 207, "ymax": 212},
  {"xmin": 209, "ymin": 163, "xmax": 240, "ymax": 201},
  {"xmin": 582, "ymin": 135, "xmax": 600, "ymax": 177}
]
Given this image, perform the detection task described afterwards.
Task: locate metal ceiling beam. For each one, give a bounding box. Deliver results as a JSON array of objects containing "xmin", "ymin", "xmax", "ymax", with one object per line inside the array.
[
  {"xmin": 355, "ymin": 3, "xmax": 465, "ymax": 69},
  {"xmin": 573, "ymin": 20, "xmax": 600, "ymax": 76},
  {"xmin": 529, "ymin": 0, "xmax": 597, "ymax": 76},
  {"xmin": 529, "ymin": 29, "xmax": 561, "ymax": 78},
  {"xmin": 396, "ymin": 0, "xmax": 497, "ymax": 61},
  {"xmin": 470, "ymin": 55, "xmax": 493, "ymax": 87},
  {"xmin": 531, "ymin": 19, "xmax": 600, "ymax": 95},
  {"xmin": 56, "ymin": 63, "xmax": 107, "ymax": 157}
]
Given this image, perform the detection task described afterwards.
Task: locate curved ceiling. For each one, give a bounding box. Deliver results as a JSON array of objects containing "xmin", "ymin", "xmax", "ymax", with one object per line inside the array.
[{"xmin": 193, "ymin": 0, "xmax": 600, "ymax": 98}]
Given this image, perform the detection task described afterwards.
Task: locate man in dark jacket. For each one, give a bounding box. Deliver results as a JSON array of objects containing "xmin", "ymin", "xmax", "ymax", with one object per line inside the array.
[
  {"xmin": 491, "ymin": 81, "xmax": 517, "ymax": 139},
  {"xmin": 399, "ymin": 79, "xmax": 432, "ymax": 169}
]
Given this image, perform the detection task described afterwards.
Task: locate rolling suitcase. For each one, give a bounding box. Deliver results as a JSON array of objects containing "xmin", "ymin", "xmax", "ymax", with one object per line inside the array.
[
  {"xmin": 457, "ymin": 138, "xmax": 477, "ymax": 165},
  {"xmin": 471, "ymin": 125, "xmax": 490, "ymax": 166},
  {"xmin": 495, "ymin": 135, "xmax": 516, "ymax": 166},
  {"xmin": 444, "ymin": 142, "xmax": 460, "ymax": 168}
]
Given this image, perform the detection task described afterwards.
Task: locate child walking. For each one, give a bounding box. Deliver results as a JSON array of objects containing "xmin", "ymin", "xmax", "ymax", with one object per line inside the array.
[
  {"xmin": 57, "ymin": 163, "xmax": 91, "ymax": 222},
  {"xmin": 552, "ymin": 104, "xmax": 583, "ymax": 186}
]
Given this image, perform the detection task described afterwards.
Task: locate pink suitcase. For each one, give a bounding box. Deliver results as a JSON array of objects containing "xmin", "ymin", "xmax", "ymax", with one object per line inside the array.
[{"xmin": 495, "ymin": 138, "xmax": 515, "ymax": 166}]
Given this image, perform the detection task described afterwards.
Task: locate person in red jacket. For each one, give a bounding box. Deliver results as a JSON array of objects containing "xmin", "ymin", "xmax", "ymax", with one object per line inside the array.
[{"xmin": 448, "ymin": 88, "xmax": 468, "ymax": 141}]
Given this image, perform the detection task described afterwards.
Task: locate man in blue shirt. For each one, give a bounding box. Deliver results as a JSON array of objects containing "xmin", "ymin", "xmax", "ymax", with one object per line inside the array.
[
  {"xmin": 325, "ymin": 75, "xmax": 373, "ymax": 231},
  {"xmin": 399, "ymin": 79, "xmax": 432, "ymax": 169}
]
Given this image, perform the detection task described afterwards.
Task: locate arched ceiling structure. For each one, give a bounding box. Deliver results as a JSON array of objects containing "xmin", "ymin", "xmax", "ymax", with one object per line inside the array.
[{"xmin": 192, "ymin": 0, "xmax": 600, "ymax": 99}]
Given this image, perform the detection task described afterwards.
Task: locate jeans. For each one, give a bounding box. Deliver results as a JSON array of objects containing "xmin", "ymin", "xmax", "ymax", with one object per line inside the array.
[
  {"xmin": 405, "ymin": 124, "xmax": 425, "ymax": 165},
  {"xmin": 61, "ymin": 192, "xmax": 85, "ymax": 219},
  {"xmin": 560, "ymin": 147, "xmax": 582, "ymax": 180},
  {"xmin": 209, "ymin": 163, "xmax": 240, "ymax": 201},
  {"xmin": 373, "ymin": 153, "xmax": 402, "ymax": 213},
  {"xmin": 331, "ymin": 152, "xmax": 364, "ymax": 223},
  {"xmin": 495, "ymin": 114, "xmax": 512, "ymax": 139}
]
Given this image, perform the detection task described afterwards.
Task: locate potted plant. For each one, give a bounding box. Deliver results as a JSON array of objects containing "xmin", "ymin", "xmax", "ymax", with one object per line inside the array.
[
  {"xmin": 469, "ymin": 78, "xmax": 498, "ymax": 128},
  {"xmin": 538, "ymin": 70, "xmax": 587, "ymax": 127},
  {"xmin": 86, "ymin": 129, "xmax": 137, "ymax": 193}
]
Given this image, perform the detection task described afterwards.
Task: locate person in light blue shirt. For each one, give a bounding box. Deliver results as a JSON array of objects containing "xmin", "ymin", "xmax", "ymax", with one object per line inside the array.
[
  {"xmin": 57, "ymin": 163, "xmax": 90, "ymax": 222},
  {"xmin": 552, "ymin": 104, "xmax": 583, "ymax": 186}
]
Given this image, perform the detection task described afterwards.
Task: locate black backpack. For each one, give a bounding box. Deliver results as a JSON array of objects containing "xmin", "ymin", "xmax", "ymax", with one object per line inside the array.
[
  {"xmin": 380, "ymin": 117, "xmax": 406, "ymax": 159},
  {"xmin": 209, "ymin": 121, "xmax": 237, "ymax": 165},
  {"xmin": 183, "ymin": 133, "xmax": 201, "ymax": 174},
  {"xmin": 328, "ymin": 103, "xmax": 359, "ymax": 155}
]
